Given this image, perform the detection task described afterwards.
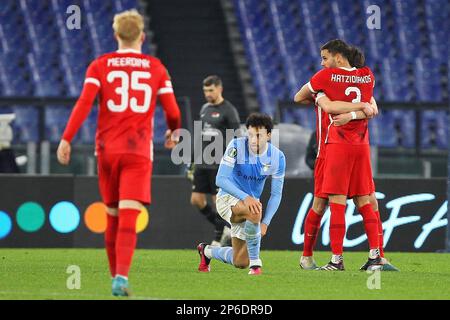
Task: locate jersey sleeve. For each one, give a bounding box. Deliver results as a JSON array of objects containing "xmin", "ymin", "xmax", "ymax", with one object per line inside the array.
[
  {"xmin": 199, "ymin": 104, "xmax": 208, "ymax": 118},
  {"xmin": 157, "ymin": 63, "xmax": 181, "ymax": 131},
  {"xmin": 314, "ymin": 91, "xmax": 328, "ymax": 104},
  {"xmin": 84, "ymin": 59, "xmax": 101, "ymax": 88},
  {"xmin": 308, "ymin": 69, "xmax": 330, "ymax": 94},
  {"xmin": 157, "ymin": 65, "xmax": 175, "ymax": 96},
  {"xmin": 272, "ymin": 151, "xmax": 286, "ymax": 179},
  {"xmin": 220, "ymin": 139, "xmax": 238, "ymax": 167},
  {"xmin": 216, "ymin": 139, "xmax": 249, "ymax": 200},
  {"xmin": 371, "ymin": 69, "xmax": 376, "ymax": 88},
  {"xmin": 226, "ymin": 104, "xmax": 241, "ymax": 130},
  {"xmin": 262, "ymin": 151, "xmax": 286, "ymax": 225},
  {"xmin": 62, "ymin": 60, "xmax": 100, "ymax": 142}
]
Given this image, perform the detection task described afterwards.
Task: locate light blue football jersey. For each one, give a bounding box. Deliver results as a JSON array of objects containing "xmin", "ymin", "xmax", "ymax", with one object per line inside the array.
[{"xmin": 217, "ymin": 137, "xmax": 286, "ymax": 199}]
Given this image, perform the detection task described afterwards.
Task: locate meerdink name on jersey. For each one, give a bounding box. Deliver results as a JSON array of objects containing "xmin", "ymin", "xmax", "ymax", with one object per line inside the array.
[{"xmin": 107, "ymin": 57, "xmax": 150, "ymax": 68}]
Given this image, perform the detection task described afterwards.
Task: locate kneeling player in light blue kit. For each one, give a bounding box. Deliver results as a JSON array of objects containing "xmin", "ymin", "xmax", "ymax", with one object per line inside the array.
[{"xmin": 197, "ymin": 113, "xmax": 286, "ymax": 275}]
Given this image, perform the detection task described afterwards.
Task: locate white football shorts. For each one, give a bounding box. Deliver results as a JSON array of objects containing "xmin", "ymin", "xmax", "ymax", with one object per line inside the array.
[{"xmin": 216, "ymin": 193, "xmax": 246, "ymax": 241}]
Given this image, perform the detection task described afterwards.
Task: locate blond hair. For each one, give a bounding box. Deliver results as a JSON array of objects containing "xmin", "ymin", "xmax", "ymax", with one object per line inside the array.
[{"xmin": 112, "ymin": 9, "xmax": 144, "ymax": 43}]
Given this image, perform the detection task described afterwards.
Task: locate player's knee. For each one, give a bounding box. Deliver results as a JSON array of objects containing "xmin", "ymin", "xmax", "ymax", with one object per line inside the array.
[
  {"xmin": 106, "ymin": 207, "xmax": 118, "ymax": 216},
  {"xmin": 231, "ymin": 201, "xmax": 246, "ymax": 217},
  {"xmin": 190, "ymin": 197, "xmax": 199, "ymax": 207},
  {"xmin": 190, "ymin": 194, "xmax": 205, "ymax": 208},
  {"xmin": 355, "ymin": 197, "xmax": 371, "ymax": 210},
  {"xmin": 232, "ymin": 249, "xmax": 249, "ymax": 269},
  {"xmin": 312, "ymin": 204, "xmax": 326, "ymax": 215},
  {"xmin": 369, "ymin": 195, "xmax": 378, "ymax": 212},
  {"xmin": 118, "ymin": 200, "xmax": 142, "ymax": 210},
  {"xmin": 233, "ymin": 259, "xmax": 249, "ymax": 269},
  {"xmin": 246, "ymin": 214, "xmax": 261, "ymax": 225}
]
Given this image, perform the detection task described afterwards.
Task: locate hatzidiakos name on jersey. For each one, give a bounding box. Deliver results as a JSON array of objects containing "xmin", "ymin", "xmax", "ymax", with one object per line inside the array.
[{"xmin": 331, "ymin": 74, "xmax": 372, "ymax": 83}]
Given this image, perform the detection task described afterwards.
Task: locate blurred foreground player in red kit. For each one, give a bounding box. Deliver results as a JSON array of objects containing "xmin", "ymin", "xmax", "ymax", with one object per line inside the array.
[{"xmin": 57, "ymin": 10, "xmax": 181, "ymax": 296}]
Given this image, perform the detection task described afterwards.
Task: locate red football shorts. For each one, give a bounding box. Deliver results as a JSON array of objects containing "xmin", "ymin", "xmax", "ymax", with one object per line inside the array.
[
  {"xmin": 314, "ymin": 157, "xmax": 328, "ymax": 199},
  {"xmin": 322, "ymin": 144, "xmax": 373, "ymax": 198},
  {"xmin": 97, "ymin": 153, "xmax": 152, "ymax": 207}
]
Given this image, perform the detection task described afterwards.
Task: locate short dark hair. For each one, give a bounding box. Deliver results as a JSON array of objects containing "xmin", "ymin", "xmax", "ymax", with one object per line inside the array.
[
  {"xmin": 321, "ymin": 39, "xmax": 365, "ymax": 68},
  {"xmin": 203, "ymin": 75, "xmax": 222, "ymax": 87},
  {"xmin": 245, "ymin": 113, "xmax": 274, "ymax": 133},
  {"xmin": 321, "ymin": 39, "xmax": 349, "ymax": 55},
  {"xmin": 347, "ymin": 46, "xmax": 365, "ymax": 68}
]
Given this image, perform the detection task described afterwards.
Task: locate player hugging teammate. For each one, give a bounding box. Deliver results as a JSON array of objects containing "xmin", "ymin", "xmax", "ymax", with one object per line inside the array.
[{"xmin": 294, "ymin": 39, "xmax": 398, "ymax": 271}]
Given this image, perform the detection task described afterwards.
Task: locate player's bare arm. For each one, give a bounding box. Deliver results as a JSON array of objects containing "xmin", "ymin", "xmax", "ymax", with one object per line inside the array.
[
  {"xmin": 332, "ymin": 97, "xmax": 379, "ymax": 126},
  {"xmin": 261, "ymin": 223, "xmax": 268, "ymax": 236},
  {"xmin": 293, "ymin": 83, "xmax": 314, "ymax": 104},
  {"xmin": 243, "ymin": 195, "xmax": 263, "ymax": 216},
  {"xmin": 316, "ymin": 93, "xmax": 369, "ymax": 115},
  {"xmin": 57, "ymin": 139, "xmax": 71, "ymax": 165},
  {"xmin": 164, "ymin": 129, "xmax": 179, "ymax": 149},
  {"xmin": 57, "ymin": 80, "xmax": 99, "ymax": 165}
]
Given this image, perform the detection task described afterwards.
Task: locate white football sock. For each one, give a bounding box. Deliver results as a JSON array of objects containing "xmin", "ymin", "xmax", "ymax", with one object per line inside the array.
[
  {"xmin": 204, "ymin": 245, "xmax": 213, "ymax": 259},
  {"xmin": 331, "ymin": 255, "xmax": 343, "ymax": 264},
  {"xmin": 369, "ymin": 248, "xmax": 380, "ymax": 259}
]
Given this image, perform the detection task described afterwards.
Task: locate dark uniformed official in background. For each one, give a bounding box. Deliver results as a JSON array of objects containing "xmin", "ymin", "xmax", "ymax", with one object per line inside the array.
[
  {"xmin": 305, "ymin": 131, "xmax": 318, "ymax": 171},
  {"xmin": 190, "ymin": 75, "xmax": 241, "ymax": 246},
  {"xmin": 0, "ymin": 114, "xmax": 19, "ymax": 173}
]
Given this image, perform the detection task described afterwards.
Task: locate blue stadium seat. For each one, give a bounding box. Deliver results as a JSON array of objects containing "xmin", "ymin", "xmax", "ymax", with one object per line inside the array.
[
  {"xmin": 60, "ymin": 54, "xmax": 85, "ymax": 97},
  {"xmin": 79, "ymin": 107, "xmax": 98, "ymax": 144},
  {"xmin": 27, "ymin": 53, "xmax": 65, "ymax": 97},
  {"xmin": 236, "ymin": 0, "xmax": 447, "ymax": 120},
  {"xmin": 421, "ymin": 110, "xmax": 448, "ymax": 149},
  {"xmin": 1, "ymin": 0, "xmax": 448, "ymax": 150},
  {"xmin": 153, "ymin": 106, "xmax": 170, "ymax": 145},
  {"xmin": 281, "ymin": 108, "xmax": 315, "ymax": 131},
  {"xmin": 414, "ymin": 58, "xmax": 442, "ymax": 102},
  {"xmin": 435, "ymin": 111, "xmax": 448, "ymax": 149},
  {"xmin": 0, "ymin": 52, "xmax": 34, "ymax": 96},
  {"xmin": 369, "ymin": 111, "xmax": 398, "ymax": 148},
  {"xmin": 114, "ymin": 0, "xmax": 139, "ymax": 11},
  {"xmin": 10, "ymin": 106, "xmax": 40, "ymax": 143},
  {"xmin": 390, "ymin": 110, "xmax": 416, "ymax": 148},
  {"xmin": 45, "ymin": 106, "xmax": 72, "ymax": 143}
]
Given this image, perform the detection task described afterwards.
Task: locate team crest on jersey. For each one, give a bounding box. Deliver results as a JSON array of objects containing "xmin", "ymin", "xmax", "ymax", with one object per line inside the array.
[
  {"xmin": 211, "ymin": 112, "xmax": 220, "ymax": 118},
  {"xmin": 228, "ymin": 147, "xmax": 237, "ymax": 158},
  {"xmin": 262, "ymin": 162, "xmax": 271, "ymax": 173}
]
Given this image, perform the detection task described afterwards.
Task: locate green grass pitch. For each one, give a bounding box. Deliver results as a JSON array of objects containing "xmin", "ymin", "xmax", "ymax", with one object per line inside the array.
[{"xmin": 0, "ymin": 249, "xmax": 449, "ymax": 300}]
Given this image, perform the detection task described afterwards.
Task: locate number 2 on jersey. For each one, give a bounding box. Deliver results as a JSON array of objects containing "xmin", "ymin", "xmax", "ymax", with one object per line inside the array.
[
  {"xmin": 345, "ymin": 86, "xmax": 361, "ymax": 103},
  {"xmin": 106, "ymin": 71, "xmax": 152, "ymax": 113}
]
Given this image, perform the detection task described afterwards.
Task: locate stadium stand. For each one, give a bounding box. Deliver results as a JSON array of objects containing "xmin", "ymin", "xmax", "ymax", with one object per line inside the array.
[
  {"xmin": 0, "ymin": 0, "xmax": 448, "ymax": 152},
  {"xmin": 233, "ymin": 0, "xmax": 449, "ymax": 149},
  {"xmin": 0, "ymin": 0, "xmax": 148, "ymax": 144}
]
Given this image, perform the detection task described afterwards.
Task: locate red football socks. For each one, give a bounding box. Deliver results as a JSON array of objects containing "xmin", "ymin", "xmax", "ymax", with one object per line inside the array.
[
  {"xmin": 375, "ymin": 210, "xmax": 385, "ymax": 257},
  {"xmin": 115, "ymin": 208, "xmax": 140, "ymax": 278},
  {"xmin": 105, "ymin": 214, "xmax": 118, "ymax": 277},
  {"xmin": 303, "ymin": 208, "xmax": 323, "ymax": 256},
  {"xmin": 329, "ymin": 203, "xmax": 346, "ymax": 255},
  {"xmin": 359, "ymin": 204, "xmax": 380, "ymax": 251}
]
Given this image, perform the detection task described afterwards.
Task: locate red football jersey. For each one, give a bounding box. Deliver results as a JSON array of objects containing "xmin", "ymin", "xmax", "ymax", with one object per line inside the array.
[
  {"xmin": 308, "ymin": 66, "xmax": 375, "ymax": 145},
  {"xmin": 314, "ymin": 101, "xmax": 330, "ymax": 159},
  {"xmin": 63, "ymin": 49, "xmax": 180, "ymax": 160}
]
